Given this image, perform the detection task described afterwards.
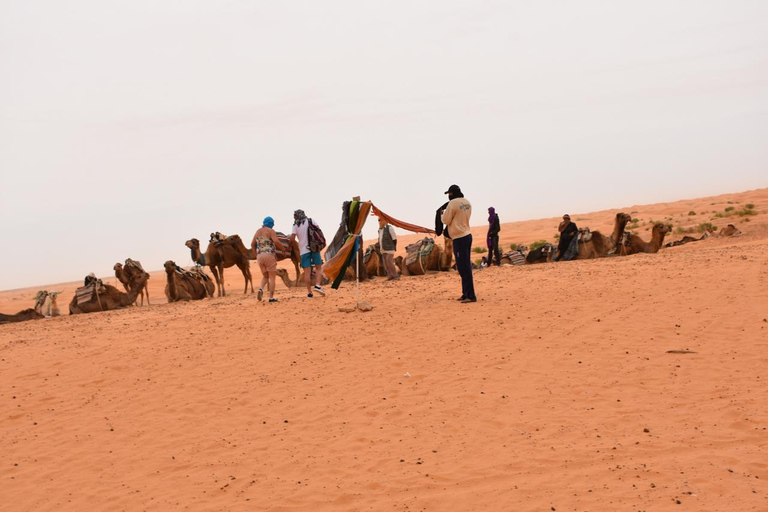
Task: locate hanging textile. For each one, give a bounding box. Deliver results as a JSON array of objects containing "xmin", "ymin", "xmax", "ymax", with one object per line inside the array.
[
  {"xmin": 371, "ymin": 204, "xmax": 435, "ymax": 234},
  {"xmin": 323, "ymin": 201, "xmax": 372, "ymax": 289}
]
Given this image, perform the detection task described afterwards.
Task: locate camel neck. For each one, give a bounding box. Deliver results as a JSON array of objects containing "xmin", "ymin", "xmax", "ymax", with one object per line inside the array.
[
  {"xmin": 191, "ymin": 247, "xmax": 205, "ymax": 266},
  {"xmin": 166, "ymin": 271, "xmax": 178, "ymax": 300}
]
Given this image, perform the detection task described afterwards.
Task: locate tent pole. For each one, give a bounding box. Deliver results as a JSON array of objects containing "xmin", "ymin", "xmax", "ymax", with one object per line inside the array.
[{"xmin": 355, "ymin": 235, "xmax": 360, "ymax": 308}]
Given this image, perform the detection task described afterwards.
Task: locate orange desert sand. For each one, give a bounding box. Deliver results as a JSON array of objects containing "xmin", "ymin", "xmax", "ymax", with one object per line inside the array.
[{"xmin": 1, "ymin": 189, "xmax": 767, "ymax": 511}]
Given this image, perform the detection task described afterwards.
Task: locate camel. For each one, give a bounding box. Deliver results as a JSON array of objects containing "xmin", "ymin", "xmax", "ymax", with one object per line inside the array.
[
  {"xmin": 114, "ymin": 260, "xmax": 151, "ymax": 306},
  {"xmin": 665, "ymin": 226, "xmax": 716, "ymax": 248},
  {"xmin": 34, "ymin": 290, "xmax": 62, "ymax": 317},
  {"xmin": 441, "ymin": 237, "xmax": 454, "ymax": 270},
  {"xmin": 618, "ymin": 223, "xmax": 672, "ymax": 255},
  {"xmin": 185, "ymin": 238, "xmax": 254, "ymax": 297},
  {"xmin": 33, "ymin": 290, "xmax": 49, "ymax": 316},
  {"xmin": 525, "ymin": 244, "xmax": 555, "ymax": 264},
  {"xmin": 218, "ymin": 232, "xmax": 303, "ymax": 287},
  {"xmin": 0, "ymin": 308, "xmax": 45, "ymax": 324},
  {"xmin": 69, "ymin": 273, "xmax": 149, "ymax": 314},
  {"xmin": 164, "ymin": 261, "xmax": 208, "ymax": 302},
  {"xmin": 397, "ymin": 238, "xmax": 446, "ymax": 276},
  {"xmin": 718, "ymin": 224, "xmax": 742, "ymax": 237},
  {"xmin": 575, "ymin": 213, "xmax": 633, "ymax": 259},
  {"xmin": 363, "ymin": 243, "xmax": 387, "ymax": 277}
]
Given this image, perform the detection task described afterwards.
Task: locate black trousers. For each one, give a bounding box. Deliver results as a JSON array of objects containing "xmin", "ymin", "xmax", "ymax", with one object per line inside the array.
[
  {"xmin": 453, "ymin": 234, "xmax": 476, "ymax": 300},
  {"xmin": 488, "ymin": 235, "xmax": 501, "ymax": 265}
]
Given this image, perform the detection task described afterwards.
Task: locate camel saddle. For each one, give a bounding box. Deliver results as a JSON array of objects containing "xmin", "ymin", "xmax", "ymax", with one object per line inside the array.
[
  {"xmin": 176, "ymin": 265, "xmax": 211, "ymax": 283},
  {"xmin": 75, "ymin": 281, "xmax": 105, "ymax": 305},
  {"xmin": 577, "ymin": 228, "xmax": 592, "ymax": 242},
  {"xmin": 404, "ymin": 237, "xmax": 435, "ymax": 275},
  {"xmin": 125, "ymin": 258, "xmax": 146, "ymax": 273},
  {"xmin": 502, "ymin": 250, "xmax": 527, "ymax": 266},
  {"xmin": 210, "ymin": 231, "xmax": 229, "ymax": 247},
  {"xmin": 187, "ymin": 265, "xmax": 212, "ymax": 282},
  {"xmin": 275, "ymin": 232, "xmax": 292, "ymax": 261}
]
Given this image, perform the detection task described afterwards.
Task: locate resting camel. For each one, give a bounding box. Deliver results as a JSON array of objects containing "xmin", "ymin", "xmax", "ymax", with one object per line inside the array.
[
  {"xmin": 576, "ymin": 213, "xmax": 633, "ymax": 259},
  {"xmin": 363, "ymin": 243, "xmax": 387, "ymax": 277},
  {"xmin": 618, "ymin": 223, "xmax": 672, "ymax": 255},
  {"xmin": 185, "ymin": 238, "xmax": 254, "ymax": 297},
  {"xmin": 114, "ymin": 260, "xmax": 150, "ymax": 306},
  {"xmin": 69, "ymin": 273, "xmax": 149, "ymax": 314},
  {"xmin": 525, "ymin": 244, "xmax": 555, "ymax": 264},
  {"xmin": 718, "ymin": 224, "xmax": 742, "ymax": 237},
  {"xmin": 0, "ymin": 308, "xmax": 45, "ymax": 324},
  {"xmin": 219, "ymin": 232, "xmax": 303, "ymax": 287},
  {"xmin": 665, "ymin": 226, "xmax": 715, "ymax": 248},
  {"xmin": 164, "ymin": 261, "xmax": 208, "ymax": 302},
  {"xmin": 397, "ymin": 238, "xmax": 446, "ymax": 276}
]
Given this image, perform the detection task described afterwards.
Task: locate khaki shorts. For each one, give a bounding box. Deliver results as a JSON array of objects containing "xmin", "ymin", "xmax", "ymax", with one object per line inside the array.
[{"xmin": 257, "ymin": 253, "xmax": 277, "ymax": 274}]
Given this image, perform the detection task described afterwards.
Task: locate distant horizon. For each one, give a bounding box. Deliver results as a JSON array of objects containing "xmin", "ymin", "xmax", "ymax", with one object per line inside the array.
[{"xmin": 2, "ymin": 184, "xmax": 764, "ymax": 293}]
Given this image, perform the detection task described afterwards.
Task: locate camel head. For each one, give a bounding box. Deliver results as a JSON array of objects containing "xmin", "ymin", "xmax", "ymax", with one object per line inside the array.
[
  {"xmin": 185, "ymin": 239, "xmax": 200, "ymax": 250},
  {"xmin": 617, "ymin": 213, "xmax": 632, "ymax": 225},
  {"xmin": 114, "ymin": 262, "xmax": 123, "ymax": 272},
  {"xmin": 164, "ymin": 260, "xmax": 177, "ymax": 274},
  {"xmin": 654, "ymin": 223, "xmax": 672, "ymax": 236}
]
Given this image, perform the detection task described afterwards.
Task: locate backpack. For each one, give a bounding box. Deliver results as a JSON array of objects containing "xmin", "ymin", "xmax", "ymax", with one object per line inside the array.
[{"xmin": 307, "ymin": 218, "xmax": 326, "ymax": 253}]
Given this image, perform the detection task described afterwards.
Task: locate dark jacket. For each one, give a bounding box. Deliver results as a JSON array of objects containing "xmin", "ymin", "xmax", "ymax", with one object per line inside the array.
[
  {"xmin": 488, "ymin": 214, "xmax": 500, "ymax": 238},
  {"xmin": 558, "ymin": 222, "xmax": 578, "ymax": 251}
]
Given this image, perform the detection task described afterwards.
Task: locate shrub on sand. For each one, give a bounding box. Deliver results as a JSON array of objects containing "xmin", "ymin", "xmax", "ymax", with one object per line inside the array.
[{"xmin": 472, "ymin": 246, "xmax": 487, "ymax": 254}]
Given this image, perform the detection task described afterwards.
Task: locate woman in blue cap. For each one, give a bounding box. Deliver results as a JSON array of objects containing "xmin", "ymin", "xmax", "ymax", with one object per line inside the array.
[{"xmin": 251, "ymin": 216, "xmax": 286, "ymax": 302}]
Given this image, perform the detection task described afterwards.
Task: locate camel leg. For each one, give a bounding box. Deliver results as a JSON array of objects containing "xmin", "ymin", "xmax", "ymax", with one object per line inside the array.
[
  {"xmin": 219, "ymin": 265, "xmax": 227, "ymax": 296},
  {"xmin": 240, "ymin": 262, "xmax": 254, "ymax": 294},
  {"xmin": 144, "ymin": 283, "xmax": 150, "ymax": 306},
  {"xmin": 292, "ymin": 251, "xmax": 302, "ymax": 287},
  {"xmin": 210, "ymin": 265, "xmax": 223, "ymax": 297}
]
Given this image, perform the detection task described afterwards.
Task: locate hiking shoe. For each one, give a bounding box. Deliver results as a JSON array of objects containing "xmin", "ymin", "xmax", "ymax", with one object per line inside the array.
[
  {"xmin": 460, "ymin": 297, "xmax": 477, "ymax": 303},
  {"xmin": 457, "ymin": 296, "xmax": 466, "ymax": 301},
  {"xmin": 313, "ymin": 285, "xmax": 326, "ymax": 296},
  {"xmin": 307, "ymin": 292, "xmax": 314, "ymax": 298},
  {"xmin": 268, "ymin": 298, "xmax": 278, "ymax": 303},
  {"xmin": 257, "ymin": 288, "xmax": 263, "ymax": 301}
]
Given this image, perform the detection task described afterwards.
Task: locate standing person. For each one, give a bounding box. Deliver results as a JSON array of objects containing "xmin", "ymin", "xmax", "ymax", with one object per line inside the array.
[
  {"xmin": 289, "ymin": 209, "xmax": 326, "ymax": 298},
  {"xmin": 377, "ymin": 217, "xmax": 399, "ymax": 281},
  {"xmin": 487, "ymin": 206, "xmax": 501, "ymax": 266},
  {"xmin": 440, "ymin": 184, "xmax": 476, "ymax": 303},
  {"xmin": 251, "ymin": 216, "xmax": 286, "ymax": 303},
  {"xmin": 554, "ymin": 214, "xmax": 578, "ymax": 261}
]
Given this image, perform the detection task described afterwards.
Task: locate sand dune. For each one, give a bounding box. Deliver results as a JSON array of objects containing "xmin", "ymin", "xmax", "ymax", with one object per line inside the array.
[{"xmin": 1, "ymin": 188, "xmax": 766, "ymax": 511}]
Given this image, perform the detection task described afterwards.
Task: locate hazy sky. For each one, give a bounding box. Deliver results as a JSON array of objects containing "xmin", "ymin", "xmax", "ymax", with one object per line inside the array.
[{"xmin": 1, "ymin": 0, "xmax": 766, "ymax": 290}]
